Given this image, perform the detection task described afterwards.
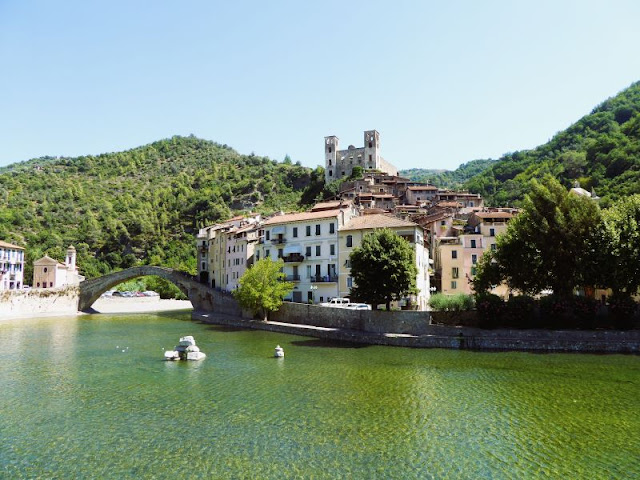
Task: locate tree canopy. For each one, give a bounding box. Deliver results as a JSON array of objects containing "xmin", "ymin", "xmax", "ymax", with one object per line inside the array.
[
  {"xmin": 233, "ymin": 258, "xmax": 293, "ymax": 320},
  {"xmin": 474, "ymin": 176, "xmax": 601, "ymax": 297},
  {"xmin": 349, "ymin": 228, "xmax": 418, "ymax": 310}
]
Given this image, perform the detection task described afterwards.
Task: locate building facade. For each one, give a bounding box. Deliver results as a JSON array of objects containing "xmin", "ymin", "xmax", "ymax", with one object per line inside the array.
[
  {"xmin": 338, "ymin": 214, "xmax": 430, "ymax": 310},
  {"xmin": 0, "ymin": 240, "xmax": 25, "ymax": 290},
  {"xmin": 325, "ymin": 130, "xmax": 398, "ymax": 184},
  {"xmin": 257, "ymin": 202, "xmax": 359, "ymax": 304},
  {"xmin": 33, "ymin": 246, "xmax": 84, "ymax": 289}
]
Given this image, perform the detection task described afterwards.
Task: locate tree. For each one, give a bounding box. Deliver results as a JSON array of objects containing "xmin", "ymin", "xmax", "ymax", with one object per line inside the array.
[
  {"xmin": 349, "ymin": 229, "xmax": 418, "ymax": 310},
  {"xmin": 597, "ymin": 194, "xmax": 640, "ymax": 297},
  {"xmin": 475, "ymin": 175, "xmax": 601, "ymax": 297},
  {"xmin": 233, "ymin": 258, "xmax": 293, "ymax": 320}
]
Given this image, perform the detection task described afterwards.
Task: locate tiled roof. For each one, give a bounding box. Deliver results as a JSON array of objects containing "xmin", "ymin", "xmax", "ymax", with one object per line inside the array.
[
  {"xmin": 473, "ymin": 211, "xmax": 514, "ymax": 219},
  {"xmin": 437, "ymin": 201, "xmax": 463, "ymax": 208},
  {"xmin": 311, "ymin": 201, "xmax": 346, "ymax": 211},
  {"xmin": 262, "ymin": 208, "xmax": 344, "ymax": 226},
  {"xmin": 0, "ymin": 240, "xmax": 24, "ymax": 249},
  {"xmin": 341, "ymin": 214, "xmax": 420, "ymax": 231},
  {"xmin": 407, "ymin": 185, "xmax": 438, "ymax": 191}
]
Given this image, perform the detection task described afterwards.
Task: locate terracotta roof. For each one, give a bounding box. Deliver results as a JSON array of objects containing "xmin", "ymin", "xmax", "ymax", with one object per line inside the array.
[
  {"xmin": 407, "ymin": 185, "xmax": 438, "ymax": 191},
  {"xmin": 33, "ymin": 255, "xmax": 65, "ymax": 267},
  {"xmin": 311, "ymin": 201, "xmax": 347, "ymax": 211},
  {"xmin": 473, "ymin": 211, "xmax": 514, "ymax": 219},
  {"xmin": 437, "ymin": 201, "xmax": 463, "ymax": 208},
  {"xmin": 262, "ymin": 208, "xmax": 344, "ymax": 225},
  {"xmin": 0, "ymin": 240, "xmax": 24, "ymax": 249},
  {"xmin": 341, "ymin": 214, "xmax": 421, "ymax": 231}
]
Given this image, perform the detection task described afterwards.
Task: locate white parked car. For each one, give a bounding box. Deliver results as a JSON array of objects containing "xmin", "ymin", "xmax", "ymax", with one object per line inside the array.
[
  {"xmin": 345, "ymin": 303, "xmax": 371, "ymax": 310},
  {"xmin": 319, "ymin": 297, "xmax": 351, "ymax": 308}
]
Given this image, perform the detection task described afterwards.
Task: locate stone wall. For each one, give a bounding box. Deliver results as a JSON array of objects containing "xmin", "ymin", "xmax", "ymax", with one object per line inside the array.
[{"xmin": 0, "ymin": 287, "xmax": 80, "ymax": 318}]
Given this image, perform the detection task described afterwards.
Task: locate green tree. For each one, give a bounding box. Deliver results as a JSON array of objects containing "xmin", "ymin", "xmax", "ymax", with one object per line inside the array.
[
  {"xmin": 597, "ymin": 194, "xmax": 640, "ymax": 297},
  {"xmin": 349, "ymin": 228, "xmax": 418, "ymax": 310},
  {"xmin": 233, "ymin": 258, "xmax": 293, "ymax": 320},
  {"xmin": 475, "ymin": 175, "xmax": 601, "ymax": 297}
]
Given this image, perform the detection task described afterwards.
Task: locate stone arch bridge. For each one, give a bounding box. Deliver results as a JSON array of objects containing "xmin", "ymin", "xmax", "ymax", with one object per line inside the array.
[{"xmin": 78, "ymin": 266, "xmax": 241, "ymax": 315}]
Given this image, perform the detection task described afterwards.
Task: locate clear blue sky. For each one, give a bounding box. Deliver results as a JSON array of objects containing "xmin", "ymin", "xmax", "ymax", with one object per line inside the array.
[{"xmin": 1, "ymin": 0, "xmax": 639, "ymax": 171}]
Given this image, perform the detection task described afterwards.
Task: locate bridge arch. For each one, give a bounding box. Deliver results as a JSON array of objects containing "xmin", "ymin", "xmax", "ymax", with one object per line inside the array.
[{"xmin": 78, "ymin": 266, "xmax": 241, "ymax": 316}]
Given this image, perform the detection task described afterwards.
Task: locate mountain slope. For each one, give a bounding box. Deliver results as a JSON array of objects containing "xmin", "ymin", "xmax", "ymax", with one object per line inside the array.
[
  {"xmin": 464, "ymin": 81, "xmax": 640, "ymax": 206},
  {"xmin": 0, "ymin": 136, "xmax": 323, "ymax": 280},
  {"xmin": 400, "ymin": 158, "xmax": 497, "ymax": 189}
]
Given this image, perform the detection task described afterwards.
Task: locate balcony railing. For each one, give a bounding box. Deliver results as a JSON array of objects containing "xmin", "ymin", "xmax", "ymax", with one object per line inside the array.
[
  {"xmin": 283, "ymin": 274, "xmax": 300, "ymax": 282},
  {"xmin": 310, "ymin": 275, "xmax": 338, "ymax": 283},
  {"xmin": 271, "ymin": 237, "xmax": 286, "ymax": 244},
  {"xmin": 282, "ymin": 254, "xmax": 304, "ymax": 263}
]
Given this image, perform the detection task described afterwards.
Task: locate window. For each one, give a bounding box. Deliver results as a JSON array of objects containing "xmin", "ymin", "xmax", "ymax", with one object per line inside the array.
[
  {"xmin": 306, "ymin": 265, "xmax": 312, "ymax": 278},
  {"xmin": 451, "ymin": 280, "xmax": 457, "ymax": 289},
  {"xmin": 201, "ymin": 262, "xmax": 205, "ymax": 270},
  {"xmin": 344, "ymin": 259, "xmax": 351, "ymax": 268},
  {"xmin": 315, "ymin": 245, "xmax": 321, "ymax": 256},
  {"xmin": 266, "ymin": 231, "xmax": 270, "ymax": 241},
  {"xmin": 369, "ymin": 154, "xmax": 372, "ymax": 161},
  {"xmin": 470, "ymin": 239, "xmax": 476, "ymax": 248},
  {"xmin": 44, "ymin": 267, "xmax": 48, "ymax": 273},
  {"xmin": 472, "ymin": 254, "xmax": 477, "ymax": 264},
  {"xmin": 452, "ymin": 267, "xmax": 459, "ymax": 279},
  {"xmin": 329, "ymin": 170, "xmax": 333, "ymax": 177},
  {"xmin": 278, "ymin": 249, "xmax": 283, "ymax": 258},
  {"xmin": 441, "ymin": 220, "xmax": 446, "ymax": 226},
  {"xmin": 347, "ymin": 277, "xmax": 353, "ymax": 288},
  {"xmin": 471, "ymin": 267, "xmax": 477, "ymax": 276},
  {"xmin": 451, "ymin": 250, "xmax": 457, "ymax": 259},
  {"xmin": 329, "ymin": 223, "xmax": 335, "ymax": 234},
  {"xmin": 306, "ymin": 226, "xmax": 311, "ymax": 236},
  {"xmin": 293, "ymin": 227, "xmax": 298, "ymax": 238},
  {"xmin": 346, "ymin": 235, "xmax": 353, "ymax": 247},
  {"xmin": 305, "ymin": 246, "xmax": 312, "ymax": 257},
  {"xmin": 315, "ymin": 224, "xmax": 321, "ymax": 235},
  {"xmin": 265, "ymin": 249, "xmax": 270, "ymax": 258},
  {"xmin": 491, "ymin": 243, "xmax": 497, "ymax": 251},
  {"xmin": 330, "ymin": 244, "xmax": 335, "ymax": 256},
  {"xmin": 490, "ymin": 228, "xmax": 495, "ymax": 236}
]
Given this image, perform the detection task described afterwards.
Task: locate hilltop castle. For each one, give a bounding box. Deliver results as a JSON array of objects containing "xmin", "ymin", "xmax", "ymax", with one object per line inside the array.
[{"xmin": 324, "ymin": 130, "xmax": 398, "ymax": 184}]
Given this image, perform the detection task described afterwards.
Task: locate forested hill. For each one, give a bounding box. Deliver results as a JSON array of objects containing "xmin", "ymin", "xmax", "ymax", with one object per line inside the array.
[
  {"xmin": 400, "ymin": 159, "xmax": 497, "ymax": 189},
  {"xmin": 463, "ymin": 81, "xmax": 640, "ymax": 206},
  {"xmin": 0, "ymin": 136, "xmax": 324, "ymax": 280}
]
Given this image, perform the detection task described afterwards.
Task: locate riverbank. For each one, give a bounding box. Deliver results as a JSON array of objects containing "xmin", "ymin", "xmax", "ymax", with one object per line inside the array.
[
  {"xmin": 192, "ymin": 310, "xmax": 640, "ymax": 353},
  {"xmin": 91, "ymin": 297, "xmax": 193, "ymax": 314}
]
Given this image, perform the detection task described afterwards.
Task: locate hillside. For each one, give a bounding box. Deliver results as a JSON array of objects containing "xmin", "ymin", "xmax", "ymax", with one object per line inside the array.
[
  {"xmin": 400, "ymin": 159, "xmax": 497, "ymax": 189},
  {"xmin": 463, "ymin": 81, "xmax": 640, "ymax": 206},
  {"xmin": 0, "ymin": 136, "xmax": 323, "ymax": 281}
]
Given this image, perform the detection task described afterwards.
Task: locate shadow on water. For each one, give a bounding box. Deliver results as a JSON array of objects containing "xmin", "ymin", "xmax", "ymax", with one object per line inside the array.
[
  {"xmin": 200, "ymin": 324, "xmax": 250, "ymax": 333},
  {"xmin": 291, "ymin": 338, "xmax": 371, "ymax": 349}
]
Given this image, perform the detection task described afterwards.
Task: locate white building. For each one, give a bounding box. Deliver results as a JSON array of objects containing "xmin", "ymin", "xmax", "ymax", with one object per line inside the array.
[
  {"xmin": 33, "ymin": 245, "xmax": 84, "ymax": 289},
  {"xmin": 0, "ymin": 240, "xmax": 25, "ymax": 290},
  {"xmin": 258, "ymin": 201, "xmax": 359, "ymax": 304}
]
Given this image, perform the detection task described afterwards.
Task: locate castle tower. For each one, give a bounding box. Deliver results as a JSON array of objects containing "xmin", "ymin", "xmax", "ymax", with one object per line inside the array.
[
  {"xmin": 66, "ymin": 245, "xmax": 76, "ymax": 271},
  {"xmin": 363, "ymin": 130, "xmax": 380, "ymax": 171},
  {"xmin": 325, "ymin": 135, "xmax": 339, "ymax": 184}
]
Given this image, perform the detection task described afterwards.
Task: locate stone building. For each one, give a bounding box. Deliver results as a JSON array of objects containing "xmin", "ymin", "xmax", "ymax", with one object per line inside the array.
[
  {"xmin": 0, "ymin": 240, "xmax": 25, "ymax": 290},
  {"xmin": 325, "ymin": 130, "xmax": 398, "ymax": 184}
]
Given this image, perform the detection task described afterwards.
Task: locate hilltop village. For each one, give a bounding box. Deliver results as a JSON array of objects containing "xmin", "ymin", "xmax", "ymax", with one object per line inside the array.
[{"xmin": 196, "ymin": 130, "xmax": 519, "ymax": 310}]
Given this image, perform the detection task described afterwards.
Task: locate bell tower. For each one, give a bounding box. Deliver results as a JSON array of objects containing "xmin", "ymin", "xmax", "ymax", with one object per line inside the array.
[
  {"xmin": 363, "ymin": 130, "xmax": 380, "ymax": 171},
  {"xmin": 66, "ymin": 245, "xmax": 76, "ymax": 271},
  {"xmin": 325, "ymin": 135, "xmax": 339, "ymax": 183}
]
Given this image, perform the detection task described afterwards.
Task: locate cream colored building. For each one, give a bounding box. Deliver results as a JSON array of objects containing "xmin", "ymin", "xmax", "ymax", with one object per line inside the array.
[
  {"xmin": 0, "ymin": 240, "xmax": 25, "ymax": 290},
  {"xmin": 338, "ymin": 214, "xmax": 430, "ymax": 310},
  {"xmin": 33, "ymin": 246, "xmax": 84, "ymax": 289}
]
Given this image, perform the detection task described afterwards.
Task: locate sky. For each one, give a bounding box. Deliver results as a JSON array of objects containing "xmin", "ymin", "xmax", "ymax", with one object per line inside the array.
[{"xmin": 1, "ymin": 0, "xmax": 639, "ymax": 171}]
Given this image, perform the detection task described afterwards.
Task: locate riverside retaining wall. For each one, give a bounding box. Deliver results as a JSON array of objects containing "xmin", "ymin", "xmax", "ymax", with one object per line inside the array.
[{"xmin": 0, "ymin": 287, "xmax": 80, "ymax": 317}]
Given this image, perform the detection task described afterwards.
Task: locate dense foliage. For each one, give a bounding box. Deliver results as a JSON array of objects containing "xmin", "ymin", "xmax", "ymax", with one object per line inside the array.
[
  {"xmin": 0, "ymin": 136, "xmax": 323, "ymax": 284},
  {"xmin": 349, "ymin": 229, "xmax": 417, "ymax": 310},
  {"xmin": 233, "ymin": 258, "xmax": 293, "ymax": 320},
  {"xmin": 464, "ymin": 81, "xmax": 640, "ymax": 207},
  {"xmin": 400, "ymin": 159, "xmax": 496, "ymax": 189},
  {"xmin": 428, "ymin": 293, "xmax": 474, "ymax": 311}
]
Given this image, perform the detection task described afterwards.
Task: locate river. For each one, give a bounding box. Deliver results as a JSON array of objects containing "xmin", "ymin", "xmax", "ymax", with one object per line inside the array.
[{"xmin": 1, "ymin": 311, "xmax": 638, "ymax": 479}]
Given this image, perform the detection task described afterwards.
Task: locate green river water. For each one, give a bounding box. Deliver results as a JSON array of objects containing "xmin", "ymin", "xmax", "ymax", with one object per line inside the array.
[{"xmin": 0, "ymin": 311, "xmax": 638, "ymax": 479}]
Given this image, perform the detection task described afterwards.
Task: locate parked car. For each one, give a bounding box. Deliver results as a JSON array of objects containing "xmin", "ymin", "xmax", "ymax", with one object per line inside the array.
[
  {"xmin": 319, "ymin": 298, "xmax": 351, "ymax": 308},
  {"xmin": 142, "ymin": 291, "xmax": 159, "ymax": 297},
  {"xmin": 345, "ymin": 303, "xmax": 371, "ymax": 310}
]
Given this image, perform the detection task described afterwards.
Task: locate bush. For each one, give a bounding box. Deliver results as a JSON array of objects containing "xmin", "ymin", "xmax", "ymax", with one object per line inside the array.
[
  {"xmin": 608, "ymin": 294, "xmax": 638, "ymax": 330},
  {"xmin": 429, "ymin": 293, "xmax": 474, "ymax": 312},
  {"xmin": 539, "ymin": 295, "xmax": 599, "ymax": 329},
  {"xmin": 475, "ymin": 293, "xmax": 505, "ymax": 328},
  {"xmin": 505, "ymin": 295, "xmax": 536, "ymax": 328}
]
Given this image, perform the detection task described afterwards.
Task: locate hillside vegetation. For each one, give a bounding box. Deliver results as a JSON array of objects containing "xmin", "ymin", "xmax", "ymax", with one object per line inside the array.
[
  {"xmin": 402, "ymin": 81, "xmax": 640, "ymax": 207},
  {"xmin": 0, "ymin": 136, "xmax": 323, "ymax": 282},
  {"xmin": 464, "ymin": 81, "xmax": 640, "ymax": 206}
]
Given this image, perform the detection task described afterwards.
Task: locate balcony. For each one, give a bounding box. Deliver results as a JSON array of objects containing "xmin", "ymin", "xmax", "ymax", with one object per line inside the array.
[
  {"xmin": 271, "ymin": 237, "xmax": 286, "ymax": 244},
  {"xmin": 282, "ymin": 253, "xmax": 304, "ymax": 263},
  {"xmin": 283, "ymin": 274, "xmax": 301, "ymax": 282},
  {"xmin": 310, "ymin": 275, "xmax": 338, "ymax": 283}
]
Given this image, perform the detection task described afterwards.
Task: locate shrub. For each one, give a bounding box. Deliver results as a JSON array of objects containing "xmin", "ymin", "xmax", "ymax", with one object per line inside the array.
[
  {"xmin": 608, "ymin": 293, "xmax": 638, "ymax": 330},
  {"xmin": 505, "ymin": 295, "xmax": 536, "ymax": 328},
  {"xmin": 475, "ymin": 293, "xmax": 505, "ymax": 328},
  {"xmin": 539, "ymin": 295, "xmax": 599, "ymax": 329},
  {"xmin": 429, "ymin": 293, "xmax": 474, "ymax": 312}
]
